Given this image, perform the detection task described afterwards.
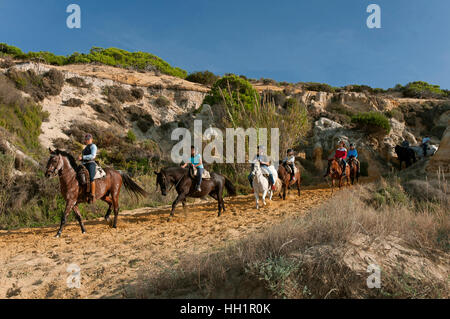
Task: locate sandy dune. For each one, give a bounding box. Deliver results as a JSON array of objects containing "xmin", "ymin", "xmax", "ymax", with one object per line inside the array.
[{"xmin": 0, "ymin": 187, "xmax": 333, "ymax": 299}]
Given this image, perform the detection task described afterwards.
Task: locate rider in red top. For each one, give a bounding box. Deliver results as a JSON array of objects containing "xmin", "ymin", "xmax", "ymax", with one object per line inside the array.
[{"xmin": 334, "ymin": 141, "xmax": 348, "ymax": 176}]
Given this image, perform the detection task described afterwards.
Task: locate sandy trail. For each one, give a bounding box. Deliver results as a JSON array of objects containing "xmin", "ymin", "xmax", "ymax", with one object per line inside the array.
[{"xmin": 0, "ymin": 187, "xmax": 333, "ymax": 299}]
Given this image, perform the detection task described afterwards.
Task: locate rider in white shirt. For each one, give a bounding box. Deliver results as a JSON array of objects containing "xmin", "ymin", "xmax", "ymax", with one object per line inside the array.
[{"xmin": 248, "ymin": 146, "xmax": 276, "ymax": 190}]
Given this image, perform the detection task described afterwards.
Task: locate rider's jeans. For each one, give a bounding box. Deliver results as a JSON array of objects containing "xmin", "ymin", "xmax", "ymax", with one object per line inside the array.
[{"xmin": 196, "ymin": 167, "xmax": 204, "ymax": 187}]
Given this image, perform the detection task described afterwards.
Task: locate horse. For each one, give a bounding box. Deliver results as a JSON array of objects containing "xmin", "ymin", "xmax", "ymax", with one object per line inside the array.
[
  {"xmin": 277, "ymin": 162, "xmax": 301, "ymax": 200},
  {"xmin": 395, "ymin": 145, "xmax": 417, "ymax": 169},
  {"xmin": 45, "ymin": 149, "xmax": 148, "ymax": 237},
  {"xmin": 251, "ymin": 161, "xmax": 276, "ymax": 209},
  {"xmin": 154, "ymin": 165, "xmax": 236, "ymax": 220},
  {"xmin": 324, "ymin": 158, "xmax": 351, "ymax": 192},
  {"xmin": 409, "ymin": 145, "xmax": 438, "ymax": 160},
  {"xmin": 347, "ymin": 157, "xmax": 360, "ymax": 185}
]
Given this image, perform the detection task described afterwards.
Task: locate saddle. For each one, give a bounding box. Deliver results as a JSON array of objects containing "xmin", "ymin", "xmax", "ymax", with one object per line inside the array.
[
  {"xmin": 283, "ymin": 163, "xmax": 298, "ymax": 175},
  {"xmin": 76, "ymin": 164, "xmax": 107, "ymax": 192},
  {"xmin": 188, "ymin": 165, "xmax": 211, "ymax": 180}
]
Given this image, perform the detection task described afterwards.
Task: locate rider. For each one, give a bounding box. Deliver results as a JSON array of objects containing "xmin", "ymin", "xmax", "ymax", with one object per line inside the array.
[
  {"xmin": 181, "ymin": 146, "xmax": 204, "ymax": 192},
  {"xmin": 78, "ymin": 134, "xmax": 97, "ymax": 204},
  {"xmin": 346, "ymin": 143, "xmax": 360, "ymax": 174},
  {"xmin": 334, "ymin": 141, "xmax": 348, "ymax": 177},
  {"xmin": 248, "ymin": 145, "xmax": 276, "ymax": 191},
  {"xmin": 283, "ymin": 149, "xmax": 296, "ymax": 181},
  {"xmin": 422, "ymin": 136, "xmax": 431, "ymax": 157}
]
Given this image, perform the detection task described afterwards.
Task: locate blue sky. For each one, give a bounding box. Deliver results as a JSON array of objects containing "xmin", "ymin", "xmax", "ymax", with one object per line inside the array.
[{"xmin": 1, "ymin": 0, "xmax": 449, "ymax": 89}]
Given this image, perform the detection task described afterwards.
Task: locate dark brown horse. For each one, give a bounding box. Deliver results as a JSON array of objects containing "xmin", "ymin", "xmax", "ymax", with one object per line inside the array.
[
  {"xmin": 348, "ymin": 157, "xmax": 360, "ymax": 185},
  {"xmin": 45, "ymin": 149, "xmax": 147, "ymax": 237},
  {"xmin": 324, "ymin": 158, "xmax": 351, "ymax": 192},
  {"xmin": 278, "ymin": 163, "xmax": 301, "ymax": 200},
  {"xmin": 154, "ymin": 165, "xmax": 236, "ymax": 220}
]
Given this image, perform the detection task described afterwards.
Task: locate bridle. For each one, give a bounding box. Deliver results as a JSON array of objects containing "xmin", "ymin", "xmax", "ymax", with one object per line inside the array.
[{"xmin": 47, "ymin": 154, "xmax": 64, "ymax": 177}]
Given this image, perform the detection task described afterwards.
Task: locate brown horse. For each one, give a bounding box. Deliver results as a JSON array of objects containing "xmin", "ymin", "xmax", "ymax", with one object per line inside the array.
[
  {"xmin": 325, "ymin": 158, "xmax": 351, "ymax": 192},
  {"xmin": 45, "ymin": 149, "xmax": 147, "ymax": 237},
  {"xmin": 348, "ymin": 157, "xmax": 360, "ymax": 185},
  {"xmin": 154, "ymin": 165, "xmax": 236, "ymax": 220},
  {"xmin": 278, "ymin": 163, "xmax": 301, "ymax": 200}
]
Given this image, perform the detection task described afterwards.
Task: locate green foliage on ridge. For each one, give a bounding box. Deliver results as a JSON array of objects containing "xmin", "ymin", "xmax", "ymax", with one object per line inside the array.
[{"xmin": 0, "ymin": 43, "xmax": 187, "ymax": 78}]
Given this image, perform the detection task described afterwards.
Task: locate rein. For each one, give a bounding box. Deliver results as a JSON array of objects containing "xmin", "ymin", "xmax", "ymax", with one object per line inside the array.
[{"xmin": 167, "ymin": 170, "xmax": 187, "ymax": 192}]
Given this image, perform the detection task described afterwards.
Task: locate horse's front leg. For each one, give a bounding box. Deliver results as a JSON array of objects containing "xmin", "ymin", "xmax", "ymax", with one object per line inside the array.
[
  {"xmin": 73, "ymin": 205, "xmax": 86, "ymax": 234},
  {"xmin": 254, "ymin": 190, "xmax": 259, "ymax": 209},
  {"xmin": 56, "ymin": 200, "xmax": 76, "ymax": 238},
  {"xmin": 169, "ymin": 193, "xmax": 186, "ymax": 221},
  {"xmin": 262, "ymin": 190, "xmax": 267, "ymax": 206}
]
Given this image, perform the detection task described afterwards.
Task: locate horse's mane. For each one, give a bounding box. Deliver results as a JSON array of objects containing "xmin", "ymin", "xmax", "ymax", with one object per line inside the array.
[{"xmin": 54, "ymin": 149, "xmax": 78, "ymax": 170}]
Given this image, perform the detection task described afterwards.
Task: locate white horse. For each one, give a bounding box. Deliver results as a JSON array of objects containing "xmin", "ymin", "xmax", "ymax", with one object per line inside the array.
[
  {"xmin": 252, "ymin": 161, "xmax": 271, "ymax": 209},
  {"xmin": 252, "ymin": 162, "xmax": 281, "ymax": 209},
  {"xmin": 410, "ymin": 144, "xmax": 438, "ymax": 159}
]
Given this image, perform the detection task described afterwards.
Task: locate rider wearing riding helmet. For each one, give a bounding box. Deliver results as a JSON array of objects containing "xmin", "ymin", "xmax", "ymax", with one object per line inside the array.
[
  {"xmin": 78, "ymin": 134, "xmax": 97, "ymax": 204},
  {"xmin": 422, "ymin": 136, "xmax": 431, "ymax": 157},
  {"xmin": 181, "ymin": 146, "xmax": 204, "ymax": 192},
  {"xmin": 283, "ymin": 149, "xmax": 296, "ymax": 181},
  {"xmin": 347, "ymin": 143, "xmax": 360, "ymax": 174},
  {"xmin": 334, "ymin": 141, "xmax": 348, "ymax": 177},
  {"xmin": 248, "ymin": 145, "xmax": 276, "ymax": 191}
]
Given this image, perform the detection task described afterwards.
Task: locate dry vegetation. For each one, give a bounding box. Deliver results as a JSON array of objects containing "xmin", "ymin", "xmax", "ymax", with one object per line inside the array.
[{"xmin": 135, "ymin": 177, "xmax": 449, "ymax": 299}]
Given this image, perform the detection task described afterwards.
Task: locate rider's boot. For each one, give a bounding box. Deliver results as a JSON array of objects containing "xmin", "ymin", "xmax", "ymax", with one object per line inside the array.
[{"xmin": 89, "ymin": 181, "xmax": 96, "ymax": 204}]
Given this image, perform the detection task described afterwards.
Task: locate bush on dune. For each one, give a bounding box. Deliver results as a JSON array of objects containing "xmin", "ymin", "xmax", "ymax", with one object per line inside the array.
[
  {"xmin": 185, "ymin": 71, "xmax": 219, "ymax": 86},
  {"xmin": 351, "ymin": 111, "xmax": 391, "ymax": 134}
]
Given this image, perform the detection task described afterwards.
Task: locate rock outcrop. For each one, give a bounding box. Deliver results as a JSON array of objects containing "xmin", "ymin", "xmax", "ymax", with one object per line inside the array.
[{"xmin": 427, "ymin": 126, "xmax": 450, "ymax": 175}]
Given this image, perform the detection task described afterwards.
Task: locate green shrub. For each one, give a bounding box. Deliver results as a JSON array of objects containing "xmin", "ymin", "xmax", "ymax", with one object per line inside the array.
[
  {"xmin": 302, "ymin": 82, "xmax": 336, "ymax": 93},
  {"xmin": 351, "ymin": 112, "xmax": 391, "ymax": 134},
  {"xmin": 402, "ymin": 81, "xmax": 447, "ymax": 99},
  {"xmin": 185, "ymin": 71, "xmax": 219, "ymax": 86},
  {"xmin": 126, "ymin": 130, "xmax": 137, "ymax": 144},
  {"xmin": 155, "ymin": 96, "xmax": 170, "ymax": 107},
  {"xmin": 384, "ymin": 108, "xmax": 404, "ymax": 122},
  {"xmin": 0, "ymin": 75, "xmax": 46, "ymax": 154},
  {"xmin": 6, "ymin": 68, "xmax": 64, "ymax": 102},
  {"xmin": 204, "ymin": 75, "xmax": 259, "ymax": 112}
]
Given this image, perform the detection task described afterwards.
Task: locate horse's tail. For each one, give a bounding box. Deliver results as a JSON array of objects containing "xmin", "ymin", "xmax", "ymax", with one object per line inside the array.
[
  {"xmin": 120, "ymin": 171, "xmax": 148, "ymax": 198},
  {"xmin": 224, "ymin": 177, "xmax": 237, "ymax": 197}
]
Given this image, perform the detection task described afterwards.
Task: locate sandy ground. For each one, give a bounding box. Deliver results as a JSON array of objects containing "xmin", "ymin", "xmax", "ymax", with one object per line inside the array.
[{"xmin": 0, "ymin": 187, "xmax": 333, "ymax": 299}]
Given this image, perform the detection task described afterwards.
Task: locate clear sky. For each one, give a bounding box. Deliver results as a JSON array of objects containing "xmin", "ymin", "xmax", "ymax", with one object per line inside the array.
[{"xmin": 0, "ymin": 0, "xmax": 449, "ymax": 89}]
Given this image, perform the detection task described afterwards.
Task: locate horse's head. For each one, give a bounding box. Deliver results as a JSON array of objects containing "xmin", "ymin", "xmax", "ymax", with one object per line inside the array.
[
  {"xmin": 45, "ymin": 148, "xmax": 64, "ymax": 178},
  {"xmin": 154, "ymin": 170, "xmax": 169, "ymax": 196},
  {"xmin": 329, "ymin": 158, "xmax": 340, "ymax": 175},
  {"xmin": 252, "ymin": 161, "xmax": 262, "ymax": 176}
]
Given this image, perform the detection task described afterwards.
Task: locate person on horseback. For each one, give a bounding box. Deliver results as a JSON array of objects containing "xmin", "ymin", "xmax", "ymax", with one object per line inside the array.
[
  {"xmin": 78, "ymin": 134, "xmax": 97, "ymax": 204},
  {"xmin": 248, "ymin": 145, "xmax": 276, "ymax": 191},
  {"xmin": 347, "ymin": 143, "xmax": 360, "ymax": 175},
  {"xmin": 334, "ymin": 141, "xmax": 348, "ymax": 177},
  {"xmin": 401, "ymin": 140, "xmax": 410, "ymax": 148},
  {"xmin": 181, "ymin": 146, "xmax": 204, "ymax": 192},
  {"xmin": 282, "ymin": 149, "xmax": 296, "ymax": 182},
  {"xmin": 422, "ymin": 136, "xmax": 431, "ymax": 157}
]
